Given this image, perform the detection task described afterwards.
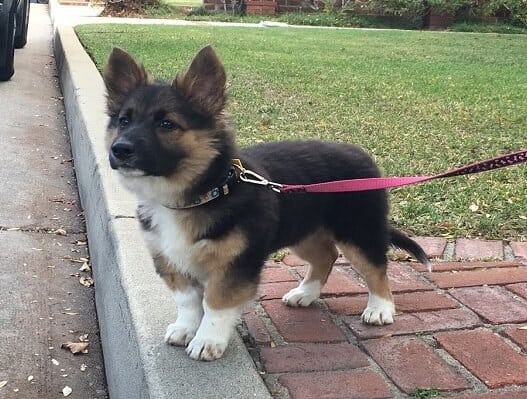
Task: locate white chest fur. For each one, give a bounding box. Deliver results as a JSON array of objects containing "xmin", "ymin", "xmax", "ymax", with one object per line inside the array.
[{"xmin": 140, "ymin": 204, "xmax": 208, "ymax": 282}]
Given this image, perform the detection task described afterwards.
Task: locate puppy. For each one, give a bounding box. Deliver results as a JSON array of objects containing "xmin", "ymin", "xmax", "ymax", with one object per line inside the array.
[{"xmin": 103, "ymin": 46, "xmax": 429, "ymax": 361}]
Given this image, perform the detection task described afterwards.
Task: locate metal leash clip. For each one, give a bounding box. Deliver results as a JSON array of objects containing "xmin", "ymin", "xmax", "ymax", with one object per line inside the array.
[{"xmin": 232, "ymin": 159, "xmax": 282, "ymax": 193}]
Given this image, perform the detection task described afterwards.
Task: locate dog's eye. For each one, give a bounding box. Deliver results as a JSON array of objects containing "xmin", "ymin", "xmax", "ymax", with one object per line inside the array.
[
  {"xmin": 119, "ymin": 117, "xmax": 130, "ymax": 129},
  {"xmin": 159, "ymin": 120, "xmax": 177, "ymax": 130}
]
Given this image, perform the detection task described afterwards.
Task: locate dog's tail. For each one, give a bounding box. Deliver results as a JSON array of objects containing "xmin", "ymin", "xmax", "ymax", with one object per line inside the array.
[{"xmin": 389, "ymin": 227, "xmax": 432, "ymax": 272}]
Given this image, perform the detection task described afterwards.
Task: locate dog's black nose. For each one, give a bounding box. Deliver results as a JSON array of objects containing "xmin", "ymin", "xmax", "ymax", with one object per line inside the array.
[{"xmin": 111, "ymin": 138, "xmax": 135, "ymax": 160}]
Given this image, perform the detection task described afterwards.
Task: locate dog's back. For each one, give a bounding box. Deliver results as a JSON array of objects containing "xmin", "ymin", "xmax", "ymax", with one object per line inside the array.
[{"xmin": 241, "ymin": 140, "xmax": 390, "ymax": 260}]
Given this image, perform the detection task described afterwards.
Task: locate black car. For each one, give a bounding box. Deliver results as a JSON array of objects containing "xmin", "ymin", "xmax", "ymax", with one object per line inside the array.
[{"xmin": 0, "ymin": 0, "xmax": 30, "ymax": 81}]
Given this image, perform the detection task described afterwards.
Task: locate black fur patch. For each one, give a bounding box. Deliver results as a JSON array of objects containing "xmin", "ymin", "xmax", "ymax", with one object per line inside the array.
[{"xmin": 136, "ymin": 205, "xmax": 153, "ymax": 231}]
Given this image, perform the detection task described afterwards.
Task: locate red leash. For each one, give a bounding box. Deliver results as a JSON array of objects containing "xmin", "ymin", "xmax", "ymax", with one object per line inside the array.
[{"xmin": 237, "ymin": 149, "xmax": 527, "ymax": 194}]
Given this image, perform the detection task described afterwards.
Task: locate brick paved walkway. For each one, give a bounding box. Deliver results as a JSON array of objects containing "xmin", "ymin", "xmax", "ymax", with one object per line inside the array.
[{"xmin": 240, "ymin": 238, "xmax": 527, "ymax": 399}]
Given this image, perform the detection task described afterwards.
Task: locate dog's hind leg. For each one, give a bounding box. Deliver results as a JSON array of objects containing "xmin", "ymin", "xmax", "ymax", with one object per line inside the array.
[
  {"xmin": 338, "ymin": 243, "xmax": 395, "ymax": 325},
  {"xmin": 282, "ymin": 231, "xmax": 338, "ymax": 307}
]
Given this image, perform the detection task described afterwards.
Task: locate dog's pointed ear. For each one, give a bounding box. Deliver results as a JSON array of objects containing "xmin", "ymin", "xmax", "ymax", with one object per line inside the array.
[
  {"xmin": 174, "ymin": 46, "xmax": 226, "ymax": 116},
  {"xmin": 103, "ymin": 48, "xmax": 149, "ymax": 116}
]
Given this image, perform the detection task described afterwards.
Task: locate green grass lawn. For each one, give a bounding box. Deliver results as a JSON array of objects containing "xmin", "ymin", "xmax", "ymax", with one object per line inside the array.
[{"xmin": 75, "ymin": 24, "xmax": 527, "ymax": 240}]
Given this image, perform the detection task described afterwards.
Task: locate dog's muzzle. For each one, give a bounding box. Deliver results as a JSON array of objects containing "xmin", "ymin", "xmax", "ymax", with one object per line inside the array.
[{"xmin": 110, "ymin": 137, "xmax": 136, "ymax": 170}]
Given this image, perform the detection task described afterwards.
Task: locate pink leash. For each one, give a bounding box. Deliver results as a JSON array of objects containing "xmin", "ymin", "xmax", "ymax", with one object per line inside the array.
[{"xmin": 278, "ymin": 149, "xmax": 527, "ymax": 194}]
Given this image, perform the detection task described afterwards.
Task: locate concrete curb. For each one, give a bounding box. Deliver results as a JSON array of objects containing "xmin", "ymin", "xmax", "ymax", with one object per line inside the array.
[{"xmin": 51, "ymin": 9, "xmax": 273, "ymax": 399}]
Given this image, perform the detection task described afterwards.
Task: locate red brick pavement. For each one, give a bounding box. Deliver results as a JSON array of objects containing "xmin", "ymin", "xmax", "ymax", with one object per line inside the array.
[{"xmin": 241, "ymin": 238, "xmax": 527, "ymax": 399}]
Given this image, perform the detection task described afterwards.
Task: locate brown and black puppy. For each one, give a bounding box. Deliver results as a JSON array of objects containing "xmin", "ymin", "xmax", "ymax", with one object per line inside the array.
[{"xmin": 103, "ymin": 46, "xmax": 430, "ymax": 361}]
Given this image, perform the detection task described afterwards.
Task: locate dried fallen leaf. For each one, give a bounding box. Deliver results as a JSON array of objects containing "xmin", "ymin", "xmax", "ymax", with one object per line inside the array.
[
  {"xmin": 61, "ymin": 342, "xmax": 89, "ymax": 355},
  {"xmin": 518, "ymin": 325, "xmax": 527, "ymax": 330},
  {"xmin": 0, "ymin": 381, "xmax": 7, "ymax": 388},
  {"xmin": 79, "ymin": 276, "xmax": 94, "ymax": 287},
  {"xmin": 51, "ymin": 358, "xmax": 60, "ymax": 366},
  {"xmin": 79, "ymin": 262, "xmax": 90, "ymax": 272},
  {"xmin": 55, "ymin": 229, "xmax": 67, "ymax": 236},
  {"xmin": 389, "ymin": 248, "xmax": 410, "ymax": 262},
  {"xmin": 76, "ymin": 240, "xmax": 87, "ymax": 246},
  {"xmin": 80, "ymin": 364, "xmax": 87, "ymax": 372},
  {"xmin": 79, "ymin": 334, "xmax": 89, "ymax": 342},
  {"xmin": 62, "ymin": 386, "xmax": 72, "ymax": 397}
]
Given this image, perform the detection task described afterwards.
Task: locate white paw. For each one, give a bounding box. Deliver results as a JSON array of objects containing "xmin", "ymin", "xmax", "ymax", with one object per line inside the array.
[
  {"xmin": 282, "ymin": 280, "xmax": 321, "ymax": 307},
  {"xmin": 164, "ymin": 322, "xmax": 198, "ymax": 346},
  {"xmin": 186, "ymin": 336, "xmax": 228, "ymax": 361},
  {"xmin": 165, "ymin": 287, "xmax": 203, "ymax": 346},
  {"xmin": 361, "ymin": 294, "xmax": 395, "ymax": 325},
  {"xmin": 184, "ymin": 303, "xmax": 239, "ymax": 361}
]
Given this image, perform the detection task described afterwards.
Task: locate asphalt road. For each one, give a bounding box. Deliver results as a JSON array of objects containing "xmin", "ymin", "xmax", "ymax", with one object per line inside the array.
[{"xmin": 0, "ymin": 4, "xmax": 108, "ymax": 398}]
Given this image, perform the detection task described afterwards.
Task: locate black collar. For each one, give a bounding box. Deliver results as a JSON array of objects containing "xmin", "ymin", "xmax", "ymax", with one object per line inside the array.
[{"xmin": 162, "ymin": 166, "xmax": 239, "ymax": 210}]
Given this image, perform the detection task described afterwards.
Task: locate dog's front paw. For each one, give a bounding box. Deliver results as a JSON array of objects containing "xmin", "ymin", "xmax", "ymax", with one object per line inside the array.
[
  {"xmin": 164, "ymin": 322, "xmax": 198, "ymax": 346},
  {"xmin": 186, "ymin": 336, "xmax": 228, "ymax": 361},
  {"xmin": 361, "ymin": 295, "xmax": 395, "ymax": 325},
  {"xmin": 282, "ymin": 280, "xmax": 321, "ymax": 307}
]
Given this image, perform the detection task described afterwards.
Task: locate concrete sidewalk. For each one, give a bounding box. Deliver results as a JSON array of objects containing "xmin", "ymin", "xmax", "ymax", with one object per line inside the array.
[
  {"xmin": 49, "ymin": 3, "xmax": 527, "ymax": 398},
  {"xmin": 0, "ymin": 4, "xmax": 108, "ymax": 398}
]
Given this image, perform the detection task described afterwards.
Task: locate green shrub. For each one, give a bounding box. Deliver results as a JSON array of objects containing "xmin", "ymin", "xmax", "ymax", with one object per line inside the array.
[
  {"xmin": 427, "ymin": 0, "xmax": 475, "ymax": 13},
  {"xmin": 451, "ymin": 20, "xmax": 527, "ymax": 32},
  {"xmin": 344, "ymin": 0, "xmax": 427, "ymax": 27},
  {"xmin": 451, "ymin": 0, "xmax": 527, "ymax": 27},
  {"xmin": 345, "ymin": 0, "xmax": 426, "ymax": 16},
  {"xmin": 187, "ymin": 5, "xmax": 210, "ymax": 15},
  {"xmin": 277, "ymin": 11, "xmax": 358, "ymax": 26},
  {"xmin": 479, "ymin": 0, "xmax": 527, "ymax": 26}
]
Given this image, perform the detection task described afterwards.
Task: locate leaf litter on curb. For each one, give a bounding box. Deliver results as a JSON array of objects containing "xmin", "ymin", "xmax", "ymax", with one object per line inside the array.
[
  {"xmin": 79, "ymin": 276, "xmax": 94, "ymax": 287},
  {"xmin": 63, "ymin": 256, "xmax": 90, "ymax": 264},
  {"xmin": 61, "ymin": 341, "xmax": 89, "ymax": 355},
  {"xmin": 79, "ymin": 262, "xmax": 91, "ymax": 272},
  {"xmin": 62, "ymin": 386, "xmax": 72, "ymax": 397}
]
